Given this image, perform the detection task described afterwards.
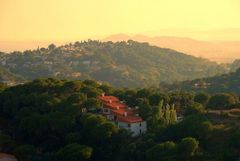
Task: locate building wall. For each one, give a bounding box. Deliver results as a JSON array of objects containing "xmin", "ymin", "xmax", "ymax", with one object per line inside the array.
[
  {"xmin": 118, "ymin": 121, "xmax": 147, "ymax": 136},
  {"xmin": 102, "ymin": 108, "xmax": 110, "ymax": 114}
]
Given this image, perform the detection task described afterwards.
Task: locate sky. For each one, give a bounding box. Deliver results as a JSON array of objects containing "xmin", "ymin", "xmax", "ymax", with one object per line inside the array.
[{"xmin": 1, "ymin": 0, "xmax": 240, "ymax": 43}]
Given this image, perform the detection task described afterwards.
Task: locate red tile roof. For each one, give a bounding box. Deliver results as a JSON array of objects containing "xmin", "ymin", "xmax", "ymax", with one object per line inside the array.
[
  {"xmin": 111, "ymin": 109, "xmax": 134, "ymax": 116},
  {"xmin": 104, "ymin": 102, "xmax": 127, "ymax": 110},
  {"xmin": 98, "ymin": 96, "xmax": 119, "ymax": 103},
  {"xmin": 99, "ymin": 95, "xmax": 144, "ymax": 123},
  {"xmin": 117, "ymin": 115, "xmax": 143, "ymax": 123}
]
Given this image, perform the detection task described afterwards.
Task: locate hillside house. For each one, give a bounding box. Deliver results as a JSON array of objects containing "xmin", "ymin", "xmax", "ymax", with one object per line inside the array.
[{"xmin": 98, "ymin": 94, "xmax": 147, "ymax": 136}]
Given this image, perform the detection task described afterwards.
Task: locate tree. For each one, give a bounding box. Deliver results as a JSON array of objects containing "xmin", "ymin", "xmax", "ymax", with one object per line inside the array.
[
  {"xmin": 67, "ymin": 93, "xmax": 87, "ymax": 106},
  {"xmin": 146, "ymin": 141, "xmax": 177, "ymax": 161},
  {"xmin": 152, "ymin": 100, "xmax": 164, "ymax": 120},
  {"xmin": 186, "ymin": 102, "xmax": 204, "ymax": 115},
  {"xmin": 63, "ymin": 81, "xmax": 82, "ymax": 94},
  {"xmin": 14, "ymin": 145, "xmax": 36, "ymax": 161},
  {"xmin": 48, "ymin": 44, "xmax": 56, "ymax": 50},
  {"xmin": 97, "ymin": 122, "xmax": 119, "ymax": 139},
  {"xmin": 177, "ymin": 137, "xmax": 199, "ymax": 160},
  {"xmin": 0, "ymin": 134, "xmax": 15, "ymax": 151},
  {"xmin": 170, "ymin": 104, "xmax": 177, "ymax": 124},
  {"xmin": 99, "ymin": 84, "xmax": 114, "ymax": 94},
  {"xmin": 83, "ymin": 98, "xmax": 101, "ymax": 110},
  {"xmin": 207, "ymin": 93, "xmax": 238, "ymax": 109},
  {"xmin": 228, "ymin": 125, "xmax": 240, "ymax": 149},
  {"xmin": 170, "ymin": 115, "xmax": 213, "ymax": 141},
  {"xmin": 165, "ymin": 104, "xmax": 171, "ymax": 124},
  {"xmin": 56, "ymin": 143, "xmax": 92, "ymax": 161},
  {"xmin": 137, "ymin": 98, "xmax": 152, "ymax": 119},
  {"xmin": 149, "ymin": 93, "xmax": 170, "ymax": 106},
  {"xmin": 194, "ymin": 92, "xmax": 210, "ymax": 106},
  {"xmin": 136, "ymin": 89, "xmax": 152, "ymax": 98}
]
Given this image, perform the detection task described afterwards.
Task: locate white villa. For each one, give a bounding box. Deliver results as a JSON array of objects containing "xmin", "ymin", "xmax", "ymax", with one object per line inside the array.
[{"xmin": 98, "ymin": 94, "xmax": 147, "ymax": 136}]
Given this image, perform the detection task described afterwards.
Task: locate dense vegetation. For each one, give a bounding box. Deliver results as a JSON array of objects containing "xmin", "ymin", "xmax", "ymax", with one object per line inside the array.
[
  {"xmin": 0, "ymin": 78, "xmax": 240, "ymax": 161},
  {"xmin": 0, "ymin": 66, "xmax": 25, "ymax": 85},
  {"xmin": 163, "ymin": 67, "xmax": 240, "ymax": 95},
  {"xmin": 0, "ymin": 40, "xmax": 227, "ymax": 87},
  {"xmin": 230, "ymin": 59, "xmax": 240, "ymax": 72}
]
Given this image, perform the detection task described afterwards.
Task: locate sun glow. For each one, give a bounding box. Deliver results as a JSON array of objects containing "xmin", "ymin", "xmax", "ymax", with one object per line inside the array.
[{"xmin": 0, "ymin": 0, "xmax": 240, "ymax": 42}]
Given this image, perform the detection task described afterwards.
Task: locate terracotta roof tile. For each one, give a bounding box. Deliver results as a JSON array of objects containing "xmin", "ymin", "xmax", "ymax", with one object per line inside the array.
[
  {"xmin": 98, "ymin": 96, "xmax": 119, "ymax": 103},
  {"xmin": 111, "ymin": 109, "xmax": 135, "ymax": 116},
  {"xmin": 104, "ymin": 102, "xmax": 127, "ymax": 110},
  {"xmin": 117, "ymin": 115, "xmax": 143, "ymax": 123}
]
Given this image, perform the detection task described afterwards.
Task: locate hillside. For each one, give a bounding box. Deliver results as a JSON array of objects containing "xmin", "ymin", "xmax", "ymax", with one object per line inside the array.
[
  {"xmin": 104, "ymin": 34, "xmax": 240, "ymax": 63},
  {"xmin": 163, "ymin": 68, "xmax": 240, "ymax": 95},
  {"xmin": 0, "ymin": 40, "xmax": 227, "ymax": 87},
  {"xmin": 1, "ymin": 78, "xmax": 240, "ymax": 161},
  {"xmin": 0, "ymin": 66, "xmax": 25, "ymax": 85}
]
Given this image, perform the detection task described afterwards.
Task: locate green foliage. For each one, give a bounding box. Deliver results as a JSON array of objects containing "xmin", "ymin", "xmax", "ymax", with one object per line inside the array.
[
  {"xmin": 0, "ymin": 78, "xmax": 239, "ymax": 161},
  {"xmin": 146, "ymin": 141, "xmax": 177, "ymax": 161},
  {"xmin": 170, "ymin": 104, "xmax": 177, "ymax": 124},
  {"xmin": 146, "ymin": 137, "xmax": 199, "ymax": 161},
  {"xmin": 13, "ymin": 145, "xmax": 37, "ymax": 161},
  {"xmin": 207, "ymin": 93, "xmax": 238, "ymax": 109},
  {"xmin": 186, "ymin": 102, "xmax": 204, "ymax": 115},
  {"xmin": 83, "ymin": 98, "xmax": 101, "ymax": 110},
  {"xmin": 138, "ymin": 98, "xmax": 152, "ymax": 119},
  {"xmin": 0, "ymin": 134, "xmax": 16, "ymax": 151},
  {"xmin": 177, "ymin": 137, "xmax": 199, "ymax": 160},
  {"xmin": 0, "ymin": 66, "xmax": 25, "ymax": 85},
  {"xmin": 56, "ymin": 143, "xmax": 92, "ymax": 161},
  {"xmin": 149, "ymin": 93, "xmax": 170, "ymax": 106},
  {"xmin": 194, "ymin": 92, "xmax": 210, "ymax": 106},
  {"xmin": 168, "ymin": 115, "xmax": 213, "ymax": 141},
  {"xmin": 167, "ymin": 68, "xmax": 240, "ymax": 95},
  {"xmin": 228, "ymin": 125, "xmax": 240, "ymax": 149}
]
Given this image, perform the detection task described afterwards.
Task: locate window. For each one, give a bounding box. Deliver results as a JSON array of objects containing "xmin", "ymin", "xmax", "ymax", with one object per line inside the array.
[
  {"xmin": 128, "ymin": 123, "xmax": 131, "ymax": 128},
  {"xmin": 139, "ymin": 129, "xmax": 142, "ymax": 134},
  {"xmin": 139, "ymin": 123, "xmax": 142, "ymax": 127}
]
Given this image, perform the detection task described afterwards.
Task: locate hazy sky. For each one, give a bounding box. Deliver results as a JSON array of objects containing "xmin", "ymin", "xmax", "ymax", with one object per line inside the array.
[{"xmin": 1, "ymin": 0, "xmax": 240, "ymax": 42}]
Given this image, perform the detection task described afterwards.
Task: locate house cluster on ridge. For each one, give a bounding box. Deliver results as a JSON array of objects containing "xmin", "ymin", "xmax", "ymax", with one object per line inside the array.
[{"xmin": 98, "ymin": 94, "xmax": 147, "ymax": 136}]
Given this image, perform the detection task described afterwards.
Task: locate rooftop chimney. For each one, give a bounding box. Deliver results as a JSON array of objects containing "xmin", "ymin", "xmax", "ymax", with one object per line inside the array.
[
  {"xmin": 102, "ymin": 93, "xmax": 105, "ymax": 97},
  {"xmin": 124, "ymin": 112, "xmax": 127, "ymax": 117}
]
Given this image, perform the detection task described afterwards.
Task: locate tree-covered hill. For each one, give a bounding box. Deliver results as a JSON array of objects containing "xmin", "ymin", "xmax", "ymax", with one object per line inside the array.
[
  {"xmin": 0, "ymin": 66, "xmax": 25, "ymax": 85},
  {"xmin": 163, "ymin": 68, "xmax": 240, "ymax": 95},
  {"xmin": 0, "ymin": 40, "xmax": 227, "ymax": 87},
  {"xmin": 1, "ymin": 78, "xmax": 240, "ymax": 161},
  {"xmin": 230, "ymin": 59, "xmax": 240, "ymax": 72}
]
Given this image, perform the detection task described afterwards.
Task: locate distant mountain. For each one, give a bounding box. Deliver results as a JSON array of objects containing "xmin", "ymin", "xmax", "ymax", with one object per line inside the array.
[
  {"xmin": 163, "ymin": 68, "xmax": 240, "ymax": 95},
  {"xmin": 0, "ymin": 40, "xmax": 227, "ymax": 87},
  {"xmin": 104, "ymin": 34, "xmax": 240, "ymax": 63}
]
